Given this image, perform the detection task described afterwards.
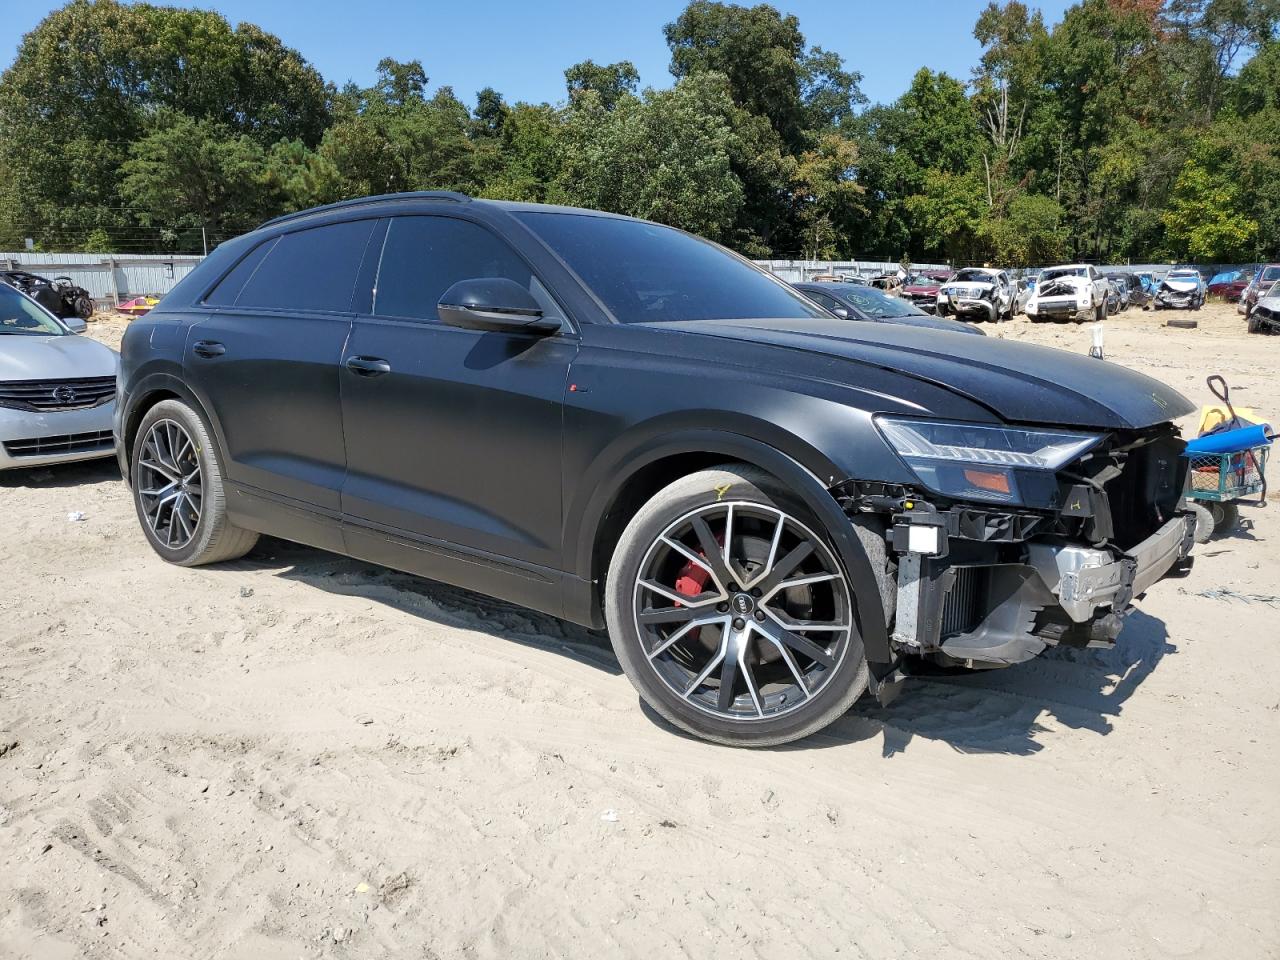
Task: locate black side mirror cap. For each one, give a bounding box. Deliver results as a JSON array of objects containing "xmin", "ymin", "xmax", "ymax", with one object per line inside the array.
[{"xmin": 438, "ymin": 277, "xmax": 560, "ymax": 335}]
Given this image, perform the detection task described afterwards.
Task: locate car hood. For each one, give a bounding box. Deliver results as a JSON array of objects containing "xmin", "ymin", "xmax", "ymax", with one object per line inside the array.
[
  {"xmin": 880, "ymin": 314, "xmax": 984, "ymax": 336},
  {"xmin": 652, "ymin": 317, "xmax": 1193, "ymax": 430},
  {"xmin": 1034, "ymin": 275, "xmax": 1090, "ymax": 298},
  {"xmin": 1160, "ymin": 278, "xmax": 1200, "ymax": 293},
  {"xmin": 902, "ymin": 284, "xmax": 940, "ymax": 295},
  {"xmin": 0, "ymin": 333, "xmax": 119, "ymax": 381}
]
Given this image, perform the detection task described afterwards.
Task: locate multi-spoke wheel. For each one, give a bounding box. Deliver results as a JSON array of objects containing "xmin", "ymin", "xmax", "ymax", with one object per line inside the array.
[
  {"xmin": 138, "ymin": 418, "xmax": 202, "ymax": 549},
  {"xmin": 605, "ymin": 466, "xmax": 869, "ymax": 747},
  {"xmin": 130, "ymin": 399, "xmax": 259, "ymax": 566}
]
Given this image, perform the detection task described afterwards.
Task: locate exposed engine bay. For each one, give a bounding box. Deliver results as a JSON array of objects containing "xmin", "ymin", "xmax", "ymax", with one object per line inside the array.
[{"xmin": 835, "ymin": 426, "xmax": 1195, "ymax": 669}]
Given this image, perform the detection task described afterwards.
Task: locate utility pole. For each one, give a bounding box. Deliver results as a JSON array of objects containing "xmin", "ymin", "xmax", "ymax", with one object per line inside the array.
[{"xmin": 201, "ymin": 226, "xmax": 208, "ymax": 256}]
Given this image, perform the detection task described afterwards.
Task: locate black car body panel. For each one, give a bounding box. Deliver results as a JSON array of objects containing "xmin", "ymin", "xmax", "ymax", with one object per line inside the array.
[
  {"xmin": 649, "ymin": 317, "xmax": 1192, "ymax": 429},
  {"xmin": 117, "ymin": 193, "xmax": 1196, "ymax": 703}
]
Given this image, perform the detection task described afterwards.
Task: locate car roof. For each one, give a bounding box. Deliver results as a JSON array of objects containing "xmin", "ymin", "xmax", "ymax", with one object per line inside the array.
[{"xmin": 262, "ymin": 191, "xmax": 636, "ymax": 231}]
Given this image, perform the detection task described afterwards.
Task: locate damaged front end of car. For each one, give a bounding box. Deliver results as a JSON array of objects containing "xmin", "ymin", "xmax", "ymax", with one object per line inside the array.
[
  {"xmin": 833, "ymin": 420, "xmax": 1195, "ymax": 677},
  {"xmin": 1026, "ymin": 276, "xmax": 1092, "ymax": 321},
  {"xmin": 1155, "ymin": 279, "xmax": 1198, "ymax": 309}
]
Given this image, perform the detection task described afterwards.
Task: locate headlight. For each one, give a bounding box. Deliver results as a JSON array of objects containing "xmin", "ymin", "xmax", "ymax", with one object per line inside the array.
[{"xmin": 875, "ymin": 417, "xmax": 1103, "ymax": 503}]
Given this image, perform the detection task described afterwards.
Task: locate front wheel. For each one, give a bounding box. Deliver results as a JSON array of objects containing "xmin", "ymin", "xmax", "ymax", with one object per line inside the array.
[
  {"xmin": 131, "ymin": 399, "xmax": 259, "ymax": 566},
  {"xmin": 604, "ymin": 466, "xmax": 869, "ymax": 747}
]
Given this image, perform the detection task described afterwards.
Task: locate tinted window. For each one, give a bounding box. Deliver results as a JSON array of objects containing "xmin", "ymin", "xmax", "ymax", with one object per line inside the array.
[
  {"xmin": 833, "ymin": 285, "xmax": 926, "ymax": 319},
  {"xmin": 515, "ymin": 212, "xmax": 826, "ymax": 324},
  {"xmin": 235, "ymin": 219, "xmax": 376, "ymax": 312},
  {"xmin": 374, "ymin": 216, "xmax": 560, "ymax": 322},
  {"xmin": 800, "ymin": 289, "xmax": 844, "ymax": 314},
  {"xmin": 204, "ymin": 237, "xmax": 276, "ymax": 306}
]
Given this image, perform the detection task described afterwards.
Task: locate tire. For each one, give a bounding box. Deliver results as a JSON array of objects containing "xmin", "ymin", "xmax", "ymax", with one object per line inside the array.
[
  {"xmin": 130, "ymin": 399, "xmax": 259, "ymax": 566},
  {"xmin": 1208, "ymin": 501, "xmax": 1240, "ymax": 536},
  {"xmin": 1248, "ymin": 311, "xmax": 1261, "ymax": 334},
  {"xmin": 1167, "ymin": 316, "xmax": 1198, "ymax": 329},
  {"xmin": 604, "ymin": 465, "xmax": 870, "ymax": 747},
  {"xmin": 1189, "ymin": 502, "xmax": 1214, "ymax": 544}
]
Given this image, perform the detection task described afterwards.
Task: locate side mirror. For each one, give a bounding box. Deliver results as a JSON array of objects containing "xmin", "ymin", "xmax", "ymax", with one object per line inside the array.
[
  {"xmin": 438, "ymin": 277, "xmax": 560, "ymax": 335},
  {"xmin": 832, "ymin": 307, "xmax": 850, "ymax": 320},
  {"xmin": 63, "ymin": 316, "xmax": 87, "ymax": 334}
]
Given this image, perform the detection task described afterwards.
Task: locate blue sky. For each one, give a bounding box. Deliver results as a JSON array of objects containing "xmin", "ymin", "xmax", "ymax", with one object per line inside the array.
[{"xmin": 3, "ymin": 0, "xmax": 1076, "ymax": 107}]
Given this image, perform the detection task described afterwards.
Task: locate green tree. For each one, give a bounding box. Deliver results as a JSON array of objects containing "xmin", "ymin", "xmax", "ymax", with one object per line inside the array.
[
  {"xmin": 564, "ymin": 60, "xmax": 640, "ymax": 109},
  {"xmin": 120, "ymin": 111, "xmax": 276, "ymax": 245},
  {"xmin": 0, "ymin": 0, "xmax": 328, "ymax": 249},
  {"xmin": 664, "ymin": 1, "xmax": 861, "ymax": 150}
]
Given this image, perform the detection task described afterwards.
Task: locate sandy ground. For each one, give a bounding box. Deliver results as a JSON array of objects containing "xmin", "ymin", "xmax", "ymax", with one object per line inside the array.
[{"xmin": 2, "ymin": 302, "xmax": 1279, "ymax": 959}]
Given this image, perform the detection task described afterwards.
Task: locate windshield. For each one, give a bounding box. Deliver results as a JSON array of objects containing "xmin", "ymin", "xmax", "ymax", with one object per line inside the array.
[
  {"xmin": 1041, "ymin": 266, "xmax": 1086, "ymax": 281},
  {"xmin": 1167, "ymin": 270, "xmax": 1200, "ymax": 281},
  {"xmin": 515, "ymin": 212, "xmax": 827, "ymax": 324},
  {"xmin": 1261, "ymin": 266, "xmax": 1280, "ymax": 283},
  {"xmin": 951, "ymin": 269, "xmax": 995, "ymax": 284},
  {"xmin": 835, "ymin": 285, "xmax": 926, "ymax": 318},
  {"xmin": 0, "ymin": 284, "xmax": 66, "ymax": 336}
]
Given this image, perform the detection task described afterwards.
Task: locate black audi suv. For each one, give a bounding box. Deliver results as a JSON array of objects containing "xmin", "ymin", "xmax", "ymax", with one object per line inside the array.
[{"xmin": 116, "ymin": 192, "xmax": 1196, "ymax": 746}]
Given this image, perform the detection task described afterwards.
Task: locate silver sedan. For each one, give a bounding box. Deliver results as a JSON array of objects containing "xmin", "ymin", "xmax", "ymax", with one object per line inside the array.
[{"xmin": 0, "ymin": 282, "xmax": 118, "ymax": 470}]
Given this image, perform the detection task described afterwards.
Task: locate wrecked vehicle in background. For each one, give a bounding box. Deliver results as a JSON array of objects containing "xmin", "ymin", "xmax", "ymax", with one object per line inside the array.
[
  {"xmin": 0, "ymin": 271, "xmax": 94, "ymax": 331},
  {"xmin": 900, "ymin": 272, "xmax": 948, "ymax": 314},
  {"xmin": 1106, "ymin": 277, "xmax": 1125, "ymax": 313},
  {"xmin": 934, "ymin": 267, "xmax": 1015, "ymax": 322},
  {"xmin": 1207, "ymin": 269, "xmax": 1249, "ymax": 301},
  {"xmin": 1024, "ymin": 264, "xmax": 1110, "ymax": 323},
  {"xmin": 1241, "ymin": 264, "xmax": 1280, "ymax": 316},
  {"xmin": 1154, "ymin": 268, "xmax": 1205, "ymax": 311},
  {"xmin": 1110, "ymin": 273, "xmax": 1149, "ymax": 310},
  {"xmin": 1247, "ymin": 280, "xmax": 1280, "ymax": 334}
]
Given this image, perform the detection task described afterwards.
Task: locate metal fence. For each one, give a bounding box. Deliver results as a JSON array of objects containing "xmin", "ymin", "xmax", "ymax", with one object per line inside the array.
[
  {"xmin": 754, "ymin": 259, "xmax": 951, "ymax": 282},
  {"xmin": 0, "ymin": 252, "xmax": 204, "ymax": 306}
]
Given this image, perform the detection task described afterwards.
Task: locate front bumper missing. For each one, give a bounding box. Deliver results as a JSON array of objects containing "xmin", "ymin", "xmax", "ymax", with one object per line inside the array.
[{"xmin": 890, "ymin": 513, "xmax": 1196, "ymax": 666}]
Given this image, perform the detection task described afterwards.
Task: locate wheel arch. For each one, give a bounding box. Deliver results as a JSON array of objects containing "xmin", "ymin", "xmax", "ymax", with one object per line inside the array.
[
  {"xmin": 566, "ymin": 429, "xmax": 892, "ymax": 671},
  {"xmin": 120, "ymin": 373, "xmax": 224, "ymax": 485}
]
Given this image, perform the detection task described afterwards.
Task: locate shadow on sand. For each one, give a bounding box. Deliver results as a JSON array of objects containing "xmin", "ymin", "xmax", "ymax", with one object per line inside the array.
[{"xmin": 188, "ymin": 535, "xmax": 1179, "ymax": 758}]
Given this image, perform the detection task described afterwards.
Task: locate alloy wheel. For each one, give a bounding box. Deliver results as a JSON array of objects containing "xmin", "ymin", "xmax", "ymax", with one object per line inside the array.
[
  {"xmin": 137, "ymin": 418, "xmax": 203, "ymax": 549},
  {"xmin": 632, "ymin": 502, "xmax": 853, "ymax": 722}
]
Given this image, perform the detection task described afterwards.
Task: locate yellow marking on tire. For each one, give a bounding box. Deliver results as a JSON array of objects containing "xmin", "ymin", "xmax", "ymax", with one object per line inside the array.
[{"xmin": 714, "ymin": 483, "xmax": 732, "ymax": 500}]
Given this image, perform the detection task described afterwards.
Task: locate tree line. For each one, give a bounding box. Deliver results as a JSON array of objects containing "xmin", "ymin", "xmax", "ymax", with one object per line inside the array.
[{"xmin": 0, "ymin": 0, "xmax": 1277, "ymax": 263}]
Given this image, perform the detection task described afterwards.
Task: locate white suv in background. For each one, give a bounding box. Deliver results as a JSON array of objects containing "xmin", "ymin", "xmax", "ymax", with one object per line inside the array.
[{"xmin": 1025, "ymin": 264, "xmax": 1110, "ymax": 323}]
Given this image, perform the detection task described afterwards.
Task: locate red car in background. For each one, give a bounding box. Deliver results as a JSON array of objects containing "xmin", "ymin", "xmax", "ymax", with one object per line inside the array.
[
  {"xmin": 901, "ymin": 271, "xmax": 949, "ymax": 314},
  {"xmin": 1207, "ymin": 269, "xmax": 1249, "ymax": 301}
]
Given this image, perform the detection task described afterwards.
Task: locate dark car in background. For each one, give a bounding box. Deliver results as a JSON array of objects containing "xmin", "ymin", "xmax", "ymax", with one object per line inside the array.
[
  {"xmin": 1109, "ymin": 272, "xmax": 1149, "ymax": 310},
  {"xmin": 1, "ymin": 270, "xmax": 94, "ymax": 330},
  {"xmin": 792, "ymin": 281, "xmax": 985, "ymax": 336},
  {"xmin": 116, "ymin": 192, "xmax": 1197, "ymax": 747},
  {"xmin": 1241, "ymin": 264, "xmax": 1280, "ymax": 316}
]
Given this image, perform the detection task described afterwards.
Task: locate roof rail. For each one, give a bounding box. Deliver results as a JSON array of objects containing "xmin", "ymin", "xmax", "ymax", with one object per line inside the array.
[{"xmin": 261, "ymin": 190, "xmax": 472, "ymax": 229}]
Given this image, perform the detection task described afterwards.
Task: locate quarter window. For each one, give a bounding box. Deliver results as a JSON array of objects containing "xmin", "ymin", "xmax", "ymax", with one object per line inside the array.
[
  {"xmin": 374, "ymin": 216, "xmax": 561, "ymax": 323},
  {"xmin": 233, "ymin": 219, "xmax": 376, "ymax": 313}
]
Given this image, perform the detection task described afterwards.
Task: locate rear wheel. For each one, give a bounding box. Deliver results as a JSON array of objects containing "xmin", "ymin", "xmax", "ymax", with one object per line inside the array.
[
  {"xmin": 130, "ymin": 399, "xmax": 259, "ymax": 566},
  {"xmin": 604, "ymin": 466, "xmax": 869, "ymax": 747},
  {"xmin": 1208, "ymin": 501, "xmax": 1240, "ymax": 535}
]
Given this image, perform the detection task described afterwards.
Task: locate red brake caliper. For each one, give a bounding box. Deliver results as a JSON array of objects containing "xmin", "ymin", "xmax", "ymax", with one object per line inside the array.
[{"xmin": 672, "ymin": 536, "xmax": 721, "ymax": 644}]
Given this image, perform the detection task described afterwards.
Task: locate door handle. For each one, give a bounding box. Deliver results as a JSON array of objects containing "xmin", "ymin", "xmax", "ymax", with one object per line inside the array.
[
  {"xmin": 192, "ymin": 340, "xmax": 225, "ymax": 358},
  {"xmin": 345, "ymin": 356, "xmax": 392, "ymax": 377}
]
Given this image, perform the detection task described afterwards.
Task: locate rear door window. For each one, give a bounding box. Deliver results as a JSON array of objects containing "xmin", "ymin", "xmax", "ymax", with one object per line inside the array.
[
  {"xmin": 374, "ymin": 215, "xmax": 562, "ymax": 323},
  {"xmin": 204, "ymin": 238, "xmax": 276, "ymax": 306},
  {"xmin": 233, "ymin": 219, "xmax": 376, "ymax": 313}
]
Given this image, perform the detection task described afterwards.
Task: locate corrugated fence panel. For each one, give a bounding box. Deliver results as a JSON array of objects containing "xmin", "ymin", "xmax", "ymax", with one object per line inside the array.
[
  {"xmin": 0, "ymin": 252, "xmax": 204, "ymax": 303},
  {"xmin": 754, "ymin": 260, "xmax": 952, "ymax": 282}
]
